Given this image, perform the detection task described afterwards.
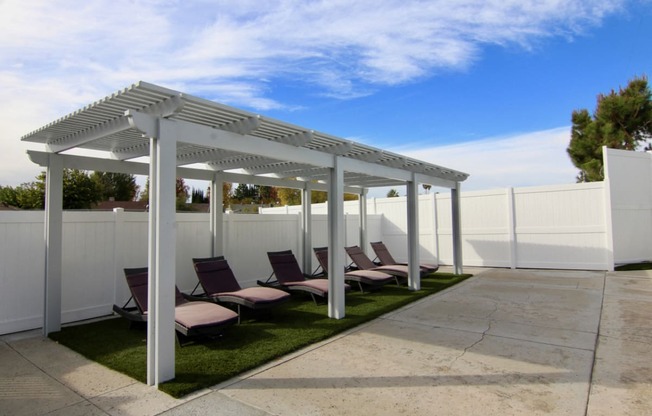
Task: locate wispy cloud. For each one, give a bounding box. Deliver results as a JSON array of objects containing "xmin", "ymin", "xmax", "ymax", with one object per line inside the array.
[
  {"xmin": 0, "ymin": 0, "xmax": 624, "ymax": 186},
  {"xmin": 1, "ymin": 0, "xmax": 625, "ymax": 108},
  {"xmin": 398, "ymin": 127, "xmax": 579, "ymax": 191}
]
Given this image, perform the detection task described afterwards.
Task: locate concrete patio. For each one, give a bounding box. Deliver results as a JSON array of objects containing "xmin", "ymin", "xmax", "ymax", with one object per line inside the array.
[{"xmin": 2, "ymin": 267, "xmax": 651, "ymax": 415}]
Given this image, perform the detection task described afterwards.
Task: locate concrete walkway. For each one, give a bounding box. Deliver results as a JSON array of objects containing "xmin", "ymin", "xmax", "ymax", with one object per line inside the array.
[{"xmin": 2, "ymin": 268, "xmax": 652, "ymax": 415}]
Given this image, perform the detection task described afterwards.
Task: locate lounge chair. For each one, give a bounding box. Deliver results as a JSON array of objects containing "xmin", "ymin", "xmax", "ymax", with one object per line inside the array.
[
  {"xmin": 345, "ymin": 245, "xmax": 411, "ymax": 283},
  {"xmin": 370, "ymin": 241, "xmax": 439, "ymax": 274},
  {"xmin": 265, "ymin": 250, "xmax": 351, "ymax": 303},
  {"xmin": 113, "ymin": 267, "xmax": 238, "ymax": 344},
  {"xmin": 313, "ymin": 247, "xmax": 395, "ymax": 292},
  {"xmin": 191, "ymin": 256, "xmax": 291, "ymax": 323}
]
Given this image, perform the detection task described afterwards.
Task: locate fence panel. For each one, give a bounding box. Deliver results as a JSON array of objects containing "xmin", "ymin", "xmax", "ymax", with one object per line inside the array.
[
  {"xmin": 513, "ymin": 183, "xmax": 608, "ymax": 269},
  {"xmin": 604, "ymin": 148, "xmax": 652, "ymax": 265},
  {"xmin": 456, "ymin": 189, "xmax": 512, "ymax": 267},
  {"xmin": 0, "ymin": 211, "xmax": 47, "ymax": 334}
]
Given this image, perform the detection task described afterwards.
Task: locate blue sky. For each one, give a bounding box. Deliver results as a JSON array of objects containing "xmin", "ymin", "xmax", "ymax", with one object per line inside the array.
[{"xmin": 1, "ymin": 0, "xmax": 650, "ymax": 196}]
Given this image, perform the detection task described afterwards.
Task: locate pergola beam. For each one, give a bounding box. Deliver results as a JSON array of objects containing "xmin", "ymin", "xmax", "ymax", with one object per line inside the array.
[{"xmin": 26, "ymin": 150, "xmax": 365, "ymax": 194}]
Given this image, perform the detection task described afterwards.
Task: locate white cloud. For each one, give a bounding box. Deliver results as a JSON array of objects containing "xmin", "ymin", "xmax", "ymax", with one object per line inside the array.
[
  {"xmin": 397, "ymin": 127, "xmax": 579, "ymax": 192},
  {"xmin": 0, "ymin": 0, "xmax": 623, "ymax": 186},
  {"xmin": 0, "ymin": 0, "xmax": 625, "ymax": 105}
]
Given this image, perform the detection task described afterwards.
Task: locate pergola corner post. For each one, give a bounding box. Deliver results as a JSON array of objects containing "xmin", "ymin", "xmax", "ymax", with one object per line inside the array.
[
  {"xmin": 359, "ymin": 189, "xmax": 368, "ymax": 250},
  {"xmin": 301, "ymin": 182, "xmax": 313, "ymax": 274},
  {"xmin": 43, "ymin": 153, "xmax": 63, "ymax": 335},
  {"xmin": 407, "ymin": 176, "xmax": 420, "ymax": 290},
  {"xmin": 147, "ymin": 119, "xmax": 177, "ymax": 386},
  {"xmin": 210, "ymin": 173, "xmax": 224, "ymax": 257},
  {"xmin": 328, "ymin": 157, "xmax": 345, "ymax": 319},
  {"xmin": 451, "ymin": 182, "xmax": 464, "ymax": 275}
]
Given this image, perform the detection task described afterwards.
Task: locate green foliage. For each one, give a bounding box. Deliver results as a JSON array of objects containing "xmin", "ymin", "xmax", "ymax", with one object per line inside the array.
[
  {"xmin": 222, "ymin": 182, "xmax": 232, "ymax": 206},
  {"xmin": 139, "ymin": 177, "xmax": 191, "ymax": 210},
  {"xmin": 91, "ymin": 172, "xmax": 138, "ymax": 201},
  {"xmin": 60, "ymin": 170, "xmax": 102, "ymax": 209},
  {"xmin": 1, "ymin": 169, "xmax": 101, "ymax": 209},
  {"xmin": 568, "ymin": 75, "xmax": 652, "ymax": 182},
  {"xmin": 191, "ymin": 188, "xmax": 208, "ymax": 203},
  {"xmin": 0, "ymin": 180, "xmax": 44, "ymax": 209},
  {"xmin": 387, "ymin": 188, "xmax": 400, "ymax": 197},
  {"xmin": 232, "ymin": 183, "xmax": 257, "ymax": 202},
  {"xmin": 0, "ymin": 185, "xmax": 19, "ymax": 207},
  {"xmin": 49, "ymin": 272, "xmax": 471, "ymax": 398}
]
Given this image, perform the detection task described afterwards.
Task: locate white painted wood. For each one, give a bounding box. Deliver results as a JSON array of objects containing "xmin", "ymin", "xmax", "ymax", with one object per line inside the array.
[
  {"xmin": 301, "ymin": 184, "xmax": 312, "ymax": 273},
  {"xmin": 152, "ymin": 122, "xmax": 178, "ymax": 385},
  {"xmin": 359, "ymin": 190, "xmax": 368, "ymax": 254},
  {"xmin": 507, "ymin": 188, "xmax": 517, "ymax": 269},
  {"xmin": 147, "ymin": 136, "xmax": 158, "ymax": 386},
  {"xmin": 328, "ymin": 158, "xmax": 345, "ymax": 319},
  {"xmin": 407, "ymin": 178, "xmax": 420, "ymax": 290},
  {"xmin": 451, "ymin": 184, "xmax": 464, "ymax": 275},
  {"xmin": 44, "ymin": 154, "xmax": 63, "ymax": 335},
  {"xmin": 210, "ymin": 173, "xmax": 224, "ymax": 257}
]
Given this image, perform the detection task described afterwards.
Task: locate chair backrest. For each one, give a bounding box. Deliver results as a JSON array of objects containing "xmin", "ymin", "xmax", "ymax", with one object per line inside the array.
[
  {"xmin": 267, "ymin": 251, "xmax": 306, "ymax": 284},
  {"xmin": 345, "ymin": 246, "xmax": 377, "ymax": 270},
  {"xmin": 370, "ymin": 241, "xmax": 398, "ymax": 265},
  {"xmin": 192, "ymin": 257, "xmax": 242, "ymax": 294},
  {"xmin": 313, "ymin": 247, "xmax": 329, "ymax": 273},
  {"xmin": 124, "ymin": 267, "xmax": 149, "ymax": 313},
  {"xmin": 123, "ymin": 267, "xmax": 186, "ymax": 313},
  {"xmin": 192, "ymin": 255, "xmax": 225, "ymax": 263}
]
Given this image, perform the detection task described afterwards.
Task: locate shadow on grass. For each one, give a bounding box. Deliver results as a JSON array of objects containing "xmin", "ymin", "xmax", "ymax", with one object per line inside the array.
[{"xmin": 49, "ymin": 273, "xmax": 471, "ymax": 398}]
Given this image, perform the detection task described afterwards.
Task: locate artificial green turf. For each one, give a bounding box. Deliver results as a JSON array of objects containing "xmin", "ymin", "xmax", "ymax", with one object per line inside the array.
[
  {"xmin": 49, "ymin": 272, "xmax": 471, "ymax": 398},
  {"xmin": 615, "ymin": 262, "xmax": 652, "ymax": 271}
]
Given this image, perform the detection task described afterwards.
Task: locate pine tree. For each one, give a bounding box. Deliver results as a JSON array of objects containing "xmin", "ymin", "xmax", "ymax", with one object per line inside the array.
[{"xmin": 567, "ymin": 75, "xmax": 652, "ymax": 182}]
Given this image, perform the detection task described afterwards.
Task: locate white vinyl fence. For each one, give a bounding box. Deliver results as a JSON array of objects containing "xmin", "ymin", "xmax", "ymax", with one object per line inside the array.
[
  {"xmin": 0, "ymin": 210, "xmax": 378, "ymax": 335},
  {"xmin": 3, "ymin": 147, "xmax": 652, "ymax": 335},
  {"xmin": 261, "ymin": 182, "xmax": 611, "ymax": 270}
]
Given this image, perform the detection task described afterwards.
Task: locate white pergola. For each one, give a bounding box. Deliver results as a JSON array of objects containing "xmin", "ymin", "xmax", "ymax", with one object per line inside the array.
[{"xmin": 22, "ymin": 81, "xmax": 468, "ymax": 386}]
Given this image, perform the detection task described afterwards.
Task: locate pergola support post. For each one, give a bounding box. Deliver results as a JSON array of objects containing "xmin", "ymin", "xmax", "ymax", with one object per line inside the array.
[
  {"xmin": 147, "ymin": 120, "xmax": 177, "ymax": 386},
  {"xmin": 451, "ymin": 183, "xmax": 464, "ymax": 275},
  {"xmin": 210, "ymin": 173, "xmax": 224, "ymax": 257},
  {"xmin": 407, "ymin": 176, "xmax": 420, "ymax": 290},
  {"xmin": 43, "ymin": 153, "xmax": 63, "ymax": 335},
  {"xmin": 359, "ymin": 189, "xmax": 368, "ymax": 251},
  {"xmin": 301, "ymin": 183, "xmax": 313, "ymax": 273},
  {"xmin": 328, "ymin": 158, "xmax": 345, "ymax": 319}
]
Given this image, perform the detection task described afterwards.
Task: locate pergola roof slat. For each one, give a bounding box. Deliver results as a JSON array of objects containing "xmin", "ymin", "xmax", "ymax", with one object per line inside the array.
[{"xmin": 22, "ymin": 81, "xmax": 469, "ymax": 188}]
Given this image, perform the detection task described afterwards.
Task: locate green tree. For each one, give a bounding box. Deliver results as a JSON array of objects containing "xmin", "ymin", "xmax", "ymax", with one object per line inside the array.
[
  {"xmin": 567, "ymin": 75, "xmax": 652, "ymax": 182},
  {"xmin": 0, "ymin": 186, "xmax": 19, "ymax": 207},
  {"xmin": 222, "ymin": 182, "xmax": 232, "ymax": 207},
  {"xmin": 387, "ymin": 189, "xmax": 400, "ymax": 198},
  {"xmin": 60, "ymin": 170, "xmax": 102, "ymax": 209},
  {"xmin": 191, "ymin": 188, "xmax": 208, "ymax": 203},
  {"xmin": 91, "ymin": 172, "xmax": 138, "ymax": 201},
  {"xmin": 138, "ymin": 177, "xmax": 191, "ymax": 210},
  {"xmin": 232, "ymin": 183, "xmax": 257, "ymax": 203},
  {"xmin": 277, "ymin": 187, "xmax": 301, "ymax": 206},
  {"xmin": 2, "ymin": 169, "xmax": 101, "ymax": 209}
]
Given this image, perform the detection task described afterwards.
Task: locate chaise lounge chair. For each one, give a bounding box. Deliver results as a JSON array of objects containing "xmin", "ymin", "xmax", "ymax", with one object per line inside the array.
[
  {"xmin": 370, "ymin": 241, "xmax": 439, "ymax": 274},
  {"xmin": 345, "ymin": 245, "xmax": 411, "ymax": 283},
  {"xmin": 113, "ymin": 267, "xmax": 238, "ymax": 344},
  {"xmin": 191, "ymin": 256, "xmax": 291, "ymax": 323},
  {"xmin": 313, "ymin": 247, "xmax": 396, "ymax": 292},
  {"xmin": 264, "ymin": 250, "xmax": 351, "ymax": 303}
]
